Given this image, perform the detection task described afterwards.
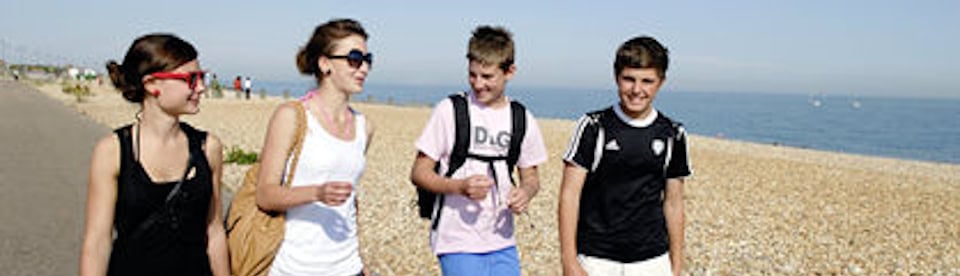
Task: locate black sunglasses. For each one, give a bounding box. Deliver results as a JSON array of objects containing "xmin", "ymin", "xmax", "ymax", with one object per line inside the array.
[{"xmin": 328, "ymin": 49, "xmax": 373, "ymax": 69}]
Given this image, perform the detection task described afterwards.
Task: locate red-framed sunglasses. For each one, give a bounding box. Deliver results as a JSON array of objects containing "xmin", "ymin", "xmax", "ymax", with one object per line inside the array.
[
  {"xmin": 327, "ymin": 49, "xmax": 373, "ymax": 69},
  {"xmin": 148, "ymin": 71, "xmax": 206, "ymax": 91}
]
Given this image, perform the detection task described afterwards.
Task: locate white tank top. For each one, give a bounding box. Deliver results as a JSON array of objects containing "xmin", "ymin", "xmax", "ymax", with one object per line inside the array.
[{"xmin": 270, "ymin": 104, "xmax": 367, "ymax": 276}]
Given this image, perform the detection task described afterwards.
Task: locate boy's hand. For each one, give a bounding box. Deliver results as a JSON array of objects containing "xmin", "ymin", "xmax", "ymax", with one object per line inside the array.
[
  {"xmin": 460, "ymin": 175, "xmax": 493, "ymax": 201},
  {"xmin": 315, "ymin": 181, "xmax": 353, "ymax": 206},
  {"xmin": 508, "ymin": 186, "xmax": 533, "ymax": 213}
]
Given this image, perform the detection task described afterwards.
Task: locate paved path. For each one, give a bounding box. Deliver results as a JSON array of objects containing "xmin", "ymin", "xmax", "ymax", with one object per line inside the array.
[{"xmin": 0, "ymin": 80, "xmax": 107, "ymax": 275}]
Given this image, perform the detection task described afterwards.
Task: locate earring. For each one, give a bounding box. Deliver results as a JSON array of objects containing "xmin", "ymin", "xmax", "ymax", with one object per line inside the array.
[{"xmin": 151, "ymin": 90, "xmax": 161, "ymax": 96}]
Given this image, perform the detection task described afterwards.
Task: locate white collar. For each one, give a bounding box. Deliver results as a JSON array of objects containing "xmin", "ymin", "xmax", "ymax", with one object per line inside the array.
[{"xmin": 614, "ymin": 104, "xmax": 658, "ymax": 127}]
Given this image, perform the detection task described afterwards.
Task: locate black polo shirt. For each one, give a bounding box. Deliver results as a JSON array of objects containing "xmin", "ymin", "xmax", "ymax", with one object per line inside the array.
[{"xmin": 562, "ymin": 106, "xmax": 691, "ymax": 263}]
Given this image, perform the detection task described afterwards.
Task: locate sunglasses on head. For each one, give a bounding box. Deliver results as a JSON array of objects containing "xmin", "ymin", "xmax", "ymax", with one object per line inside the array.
[
  {"xmin": 148, "ymin": 71, "xmax": 205, "ymax": 91},
  {"xmin": 327, "ymin": 49, "xmax": 373, "ymax": 69}
]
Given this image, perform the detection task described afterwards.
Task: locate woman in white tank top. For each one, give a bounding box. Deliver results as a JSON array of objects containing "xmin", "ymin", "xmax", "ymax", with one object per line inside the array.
[{"xmin": 254, "ymin": 19, "xmax": 376, "ymax": 276}]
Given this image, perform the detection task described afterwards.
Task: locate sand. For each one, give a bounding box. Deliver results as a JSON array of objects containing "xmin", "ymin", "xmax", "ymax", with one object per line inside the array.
[{"xmin": 36, "ymin": 81, "xmax": 960, "ymax": 275}]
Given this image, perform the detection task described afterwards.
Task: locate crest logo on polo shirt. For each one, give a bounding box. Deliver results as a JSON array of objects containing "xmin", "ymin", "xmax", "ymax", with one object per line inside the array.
[
  {"xmin": 652, "ymin": 139, "xmax": 665, "ymax": 156},
  {"xmin": 604, "ymin": 139, "xmax": 620, "ymax": 151}
]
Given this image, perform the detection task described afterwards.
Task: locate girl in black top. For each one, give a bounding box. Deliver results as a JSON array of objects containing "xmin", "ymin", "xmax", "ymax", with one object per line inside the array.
[{"xmin": 80, "ymin": 34, "xmax": 229, "ymax": 276}]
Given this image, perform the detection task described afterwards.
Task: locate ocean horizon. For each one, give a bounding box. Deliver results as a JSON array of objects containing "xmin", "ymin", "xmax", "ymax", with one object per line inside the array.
[{"xmin": 250, "ymin": 80, "xmax": 960, "ymax": 164}]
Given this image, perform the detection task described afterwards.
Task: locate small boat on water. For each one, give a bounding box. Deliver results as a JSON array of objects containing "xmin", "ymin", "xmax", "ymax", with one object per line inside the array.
[
  {"xmin": 851, "ymin": 100, "xmax": 862, "ymax": 109},
  {"xmin": 808, "ymin": 94, "xmax": 824, "ymax": 107}
]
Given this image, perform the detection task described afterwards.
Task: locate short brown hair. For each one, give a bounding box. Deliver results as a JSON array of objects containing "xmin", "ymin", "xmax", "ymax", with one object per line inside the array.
[
  {"xmin": 296, "ymin": 18, "xmax": 368, "ymax": 81},
  {"xmin": 106, "ymin": 34, "xmax": 197, "ymax": 103},
  {"xmin": 614, "ymin": 36, "xmax": 669, "ymax": 79},
  {"xmin": 466, "ymin": 26, "xmax": 514, "ymax": 71}
]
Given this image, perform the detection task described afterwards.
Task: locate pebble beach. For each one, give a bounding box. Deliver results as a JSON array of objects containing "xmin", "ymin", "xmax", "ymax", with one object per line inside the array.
[{"xmin": 37, "ymin": 82, "xmax": 960, "ymax": 275}]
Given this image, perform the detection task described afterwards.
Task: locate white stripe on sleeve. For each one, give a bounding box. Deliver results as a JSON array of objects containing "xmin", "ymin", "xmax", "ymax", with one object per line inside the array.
[{"xmin": 562, "ymin": 115, "xmax": 591, "ymax": 161}]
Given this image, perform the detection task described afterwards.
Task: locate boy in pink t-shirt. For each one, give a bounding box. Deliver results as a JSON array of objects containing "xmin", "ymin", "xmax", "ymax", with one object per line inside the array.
[{"xmin": 410, "ymin": 25, "xmax": 547, "ymax": 275}]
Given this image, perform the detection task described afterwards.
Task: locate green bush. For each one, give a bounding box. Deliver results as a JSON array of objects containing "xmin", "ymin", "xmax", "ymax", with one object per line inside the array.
[
  {"xmin": 224, "ymin": 146, "xmax": 259, "ymax": 165},
  {"xmin": 63, "ymin": 84, "xmax": 91, "ymax": 103}
]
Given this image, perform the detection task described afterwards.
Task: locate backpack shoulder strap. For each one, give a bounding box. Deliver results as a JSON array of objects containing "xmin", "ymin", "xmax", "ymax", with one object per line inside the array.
[
  {"xmin": 426, "ymin": 93, "xmax": 470, "ymax": 229},
  {"xmin": 507, "ymin": 100, "xmax": 527, "ymax": 170},
  {"xmin": 445, "ymin": 93, "xmax": 470, "ymax": 177}
]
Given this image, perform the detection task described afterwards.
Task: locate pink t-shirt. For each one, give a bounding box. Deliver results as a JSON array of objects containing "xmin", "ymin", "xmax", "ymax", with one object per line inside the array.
[{"xmin": 415, "ymin": 93, "xmax": 548, "ymax": 255}]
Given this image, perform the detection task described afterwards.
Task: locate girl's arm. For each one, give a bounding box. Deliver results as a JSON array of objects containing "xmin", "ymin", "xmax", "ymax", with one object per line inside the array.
[
  {"xmin": 80, "ymin": 135, "xmax": 121, "ymax": 276},
  {"xmin": 255, "ymin": 102, "xmax": 324, "ymax": 211},
  {"xmin": 203, "ymin": 134, "xmax": 230, "ymax": 276}
]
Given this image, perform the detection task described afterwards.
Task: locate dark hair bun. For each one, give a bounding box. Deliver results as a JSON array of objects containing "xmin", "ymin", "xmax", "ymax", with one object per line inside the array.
[
  {"xmin": 106, "ymin": 60, "xmax": 144, "ymax": 103},
  {"xmin": 296, "ymin": 47, "xmax": 316, "ymax": 75}
]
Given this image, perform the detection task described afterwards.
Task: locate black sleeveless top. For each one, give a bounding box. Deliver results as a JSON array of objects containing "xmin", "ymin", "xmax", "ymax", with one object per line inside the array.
[{"xmin": 108, "ymin": 123, "xmax": 213, "ymax": 276}]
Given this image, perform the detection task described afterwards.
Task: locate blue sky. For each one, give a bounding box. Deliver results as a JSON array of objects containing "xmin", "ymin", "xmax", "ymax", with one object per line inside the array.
[{"xmin": 1, "ymin": 0, "xmax": 957, "ymax": 98}]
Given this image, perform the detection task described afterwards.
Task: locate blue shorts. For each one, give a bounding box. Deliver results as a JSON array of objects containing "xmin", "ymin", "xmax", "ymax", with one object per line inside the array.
[{"xmin": 438, "ymin": 246, "xmax": 520, "ymax": 276}]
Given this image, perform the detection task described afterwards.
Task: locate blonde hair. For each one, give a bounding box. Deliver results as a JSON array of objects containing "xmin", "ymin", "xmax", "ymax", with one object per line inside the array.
[{"xmin": 466, "ymin": 26, "xmax": 514, "ymax": 71}]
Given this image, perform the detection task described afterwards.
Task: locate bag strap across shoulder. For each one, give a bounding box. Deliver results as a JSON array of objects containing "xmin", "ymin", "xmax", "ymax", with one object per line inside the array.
[
  {"xmin": 281, "ymin": 100, "xmax": 309, "ymax": 187},
  {"xmin": 127, "ymin": 124, "xmax": 200, "ymax": 241}
]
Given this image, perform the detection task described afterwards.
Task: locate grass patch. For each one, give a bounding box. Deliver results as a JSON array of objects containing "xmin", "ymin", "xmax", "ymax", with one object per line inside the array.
[{"xmin": 224, "ymin": 146, "xmax": 259, "ymax": 165}]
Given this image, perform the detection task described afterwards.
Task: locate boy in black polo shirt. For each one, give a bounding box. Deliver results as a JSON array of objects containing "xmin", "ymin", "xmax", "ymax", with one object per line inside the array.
[{"xmin": 559, "ymin": 36, "xmax": 691, "ymax": 276}]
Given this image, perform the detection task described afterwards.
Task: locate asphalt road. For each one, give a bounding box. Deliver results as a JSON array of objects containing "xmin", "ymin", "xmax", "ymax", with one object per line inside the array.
[{"xmin": 0, "ymin": 80, "xmax": 107, "ymax": 275}]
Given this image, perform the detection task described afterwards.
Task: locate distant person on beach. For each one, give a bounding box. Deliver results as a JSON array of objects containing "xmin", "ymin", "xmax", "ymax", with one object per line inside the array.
[
  {"xmin": 410, "ymin": 25, "xmax": 547, "ymax": 275},
  {"xmin": 233, "ymin": 75, "xmax": 242, "ymax": 97},
  {"xmin": 243, "ymin": 76, "xmax": 252, "ymax": 99},
  {"xmin": 202, "ymin": 72, "xmax": 211, "ymax": 98},
  {"xmin": 80, "ymin": 33, "xmax": 229, "ymax": 276},
  {"xmin": 253, "ymin": 18, "xmax": 374, "ymax": 276},
  {"xmin": 558, "ymin": 36, "xmax": 691, "ymax": 276},
  {"xmin": 207, "ymin": 73, "xmax": 218, "ymax": 98}
]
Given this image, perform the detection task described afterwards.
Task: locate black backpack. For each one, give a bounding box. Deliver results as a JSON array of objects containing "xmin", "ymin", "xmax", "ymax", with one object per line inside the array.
[{"xmin": 415, "ymin": 93, "xmax": 527, "ymax": 230}]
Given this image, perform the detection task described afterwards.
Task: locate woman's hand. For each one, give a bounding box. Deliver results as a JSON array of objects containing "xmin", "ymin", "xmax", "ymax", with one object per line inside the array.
[{"xmin": 315, "ymin": 181, "xmax": 353, "ymax": 206}]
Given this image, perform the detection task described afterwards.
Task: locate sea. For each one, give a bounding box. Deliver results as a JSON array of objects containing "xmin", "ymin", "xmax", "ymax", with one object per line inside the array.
[{"xmin": 255, "ymin": 80, "xmax": 960, "ymax": 164}]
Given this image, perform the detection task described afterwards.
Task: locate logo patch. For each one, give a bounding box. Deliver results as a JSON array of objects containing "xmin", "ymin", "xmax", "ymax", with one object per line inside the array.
[
  {"xmin": 652, "ymin": 139, "xmax": 665, "ymax": 156},
  {"xmin": 605, "ymin": 140, "xmax": 620, "ymax": 151}
]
